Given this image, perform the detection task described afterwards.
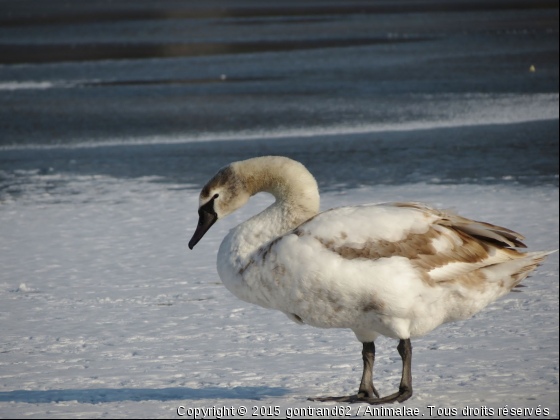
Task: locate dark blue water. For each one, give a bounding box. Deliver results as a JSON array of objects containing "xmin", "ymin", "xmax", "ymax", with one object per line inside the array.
[{"xmin": 0, "ymin": 0, "xmax": 558, "ymax": 199}]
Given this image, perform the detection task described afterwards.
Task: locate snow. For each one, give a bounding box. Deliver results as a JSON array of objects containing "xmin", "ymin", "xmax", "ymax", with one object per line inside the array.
[
  {"xmin": 0, "ymin": 81, "xmax": 59, "ymax": 91},
  {"xmin": 0, "ymin": 1, "xmax": 558, "ymax": 417},
  {"xmin": 0, "ymin": 174, "xmax": 558, "ymax": 419}
]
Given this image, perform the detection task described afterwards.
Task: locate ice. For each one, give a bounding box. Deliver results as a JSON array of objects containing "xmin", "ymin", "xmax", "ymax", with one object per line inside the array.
[
  {"xmin": 0, "ymin": 81, "xmax": 59, "ymax": 91},
  {"xmin": 0, "ymin": 0, "xmax": 558, "ymax": 417},
  {"xmin": 0, "ymin": 175, "xmax": 558, "ymax": 418},
  {"xmin": 1, "ymin": 93, "xmax": 557, "ymax": 151}
]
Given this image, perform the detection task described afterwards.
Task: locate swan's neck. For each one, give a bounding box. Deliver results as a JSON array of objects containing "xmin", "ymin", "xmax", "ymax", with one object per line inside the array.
[
  {"xmin": 236, "ymin": 157, "xmax": 320, "ymax": 222},
  {"xmin": 224, "ymin": 157, "xmax": 320, "ymax": 259}
]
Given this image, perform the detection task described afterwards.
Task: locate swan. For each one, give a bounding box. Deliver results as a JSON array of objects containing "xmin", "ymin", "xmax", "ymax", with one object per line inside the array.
[{"xmin": 188, "ymin": 156, "xmax": 555, "ymax": 404}]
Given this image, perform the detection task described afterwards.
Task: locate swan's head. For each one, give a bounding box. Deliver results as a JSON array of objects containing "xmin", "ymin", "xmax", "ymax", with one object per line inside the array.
[{"xmin": 188, "ymin": 164, "xmax": 250, "ymax": 249}]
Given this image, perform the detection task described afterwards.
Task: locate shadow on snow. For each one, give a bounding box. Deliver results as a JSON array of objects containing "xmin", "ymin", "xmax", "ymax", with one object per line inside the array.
[{"xmin": 0, "ymin": 386, "xmax": 290, "ymax": 404}]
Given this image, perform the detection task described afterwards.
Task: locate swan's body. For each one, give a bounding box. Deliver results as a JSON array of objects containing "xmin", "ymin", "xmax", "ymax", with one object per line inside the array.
[
  {"xmin": 218, "ymin": 202, "xmax": 547, "ymax": 342},
  {"xmin": 189, "ymin": 156, "xmax": 555, "ymax": 404}
]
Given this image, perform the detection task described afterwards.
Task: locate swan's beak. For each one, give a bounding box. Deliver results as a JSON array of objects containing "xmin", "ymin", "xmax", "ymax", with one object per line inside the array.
[{"xmin": 189, "ymin": 200, "xmax": 218, "ymax": 250}]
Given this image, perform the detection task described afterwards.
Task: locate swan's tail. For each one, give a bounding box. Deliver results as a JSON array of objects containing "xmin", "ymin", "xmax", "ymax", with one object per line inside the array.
[{"xmin": 481, "ymin": 250, "xmax": 558, "ymax": 294}]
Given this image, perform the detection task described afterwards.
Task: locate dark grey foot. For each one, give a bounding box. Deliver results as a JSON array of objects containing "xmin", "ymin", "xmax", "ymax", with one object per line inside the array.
[
  {"xmin": 308, "ymin": 395, "xmax": 373, "ymax": 403},
  {"xmin": 310, "ymin": 339, "xmax": 413, "ymax": 406},
  {"xmin": 308, "ymin": 385, "xmax": 411, "ymax": 405},
  {"xmin": 360, "ymin": 385, "xmax": 413, "ymax": 405},
  {"xmin": 308, "ymin": 384, "xmax": 380, "ymax": 403},
  {"xmin": 359, "ymin": 384, "xmax": 380, "ymax": 399}
]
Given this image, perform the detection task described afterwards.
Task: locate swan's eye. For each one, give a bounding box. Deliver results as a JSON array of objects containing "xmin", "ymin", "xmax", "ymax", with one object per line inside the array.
[{"xmin": 213, "ymin": 194, "xmax": 219, "ymax": 199}]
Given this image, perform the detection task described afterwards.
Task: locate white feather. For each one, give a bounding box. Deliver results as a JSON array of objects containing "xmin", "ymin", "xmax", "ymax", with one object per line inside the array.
[{"xmin": 193, "ymin": 157, "xmax": 556, "ymax": 342}]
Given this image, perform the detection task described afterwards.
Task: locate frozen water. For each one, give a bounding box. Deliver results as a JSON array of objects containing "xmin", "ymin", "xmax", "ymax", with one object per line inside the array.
[
  {"xmin": 0, "ymin": 0, "xmax": 558, "ymax": 418},
  {"xmin": 0, "ymin": 175, "xmax": 558, "ymax": 418}
]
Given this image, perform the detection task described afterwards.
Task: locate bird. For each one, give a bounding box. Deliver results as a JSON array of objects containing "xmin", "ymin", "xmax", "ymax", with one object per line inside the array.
[{"xmin": 188, "ymin": 155, "xmax": 555, "ymax": 404}]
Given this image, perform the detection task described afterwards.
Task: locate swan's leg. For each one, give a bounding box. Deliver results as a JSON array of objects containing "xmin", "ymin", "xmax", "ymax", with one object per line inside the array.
[
  {"xmin": 308, "ymin": 342, "xmax": 380, "ymax": 403},
  {"xmin": 357, "ymin": 342, "xmax": 380, "ymax": 399},
  {"xmin": 361, "ymin": 339, "xmax": 413, "ymax": 404},
  {"xmin": 309, "ymin": 339, "xmax": 413, "ymax": 405}
]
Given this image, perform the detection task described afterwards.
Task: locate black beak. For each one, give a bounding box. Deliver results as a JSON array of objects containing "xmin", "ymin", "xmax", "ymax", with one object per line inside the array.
[{"xmin": 189, "ymin": 198, "xmax": 218, "ymax": 250}]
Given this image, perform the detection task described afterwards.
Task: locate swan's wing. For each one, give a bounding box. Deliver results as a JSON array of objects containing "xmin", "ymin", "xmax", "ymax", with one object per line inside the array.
[{"xmin": 291, "ymin": 202, "xmax": 527, "ymax": 285}]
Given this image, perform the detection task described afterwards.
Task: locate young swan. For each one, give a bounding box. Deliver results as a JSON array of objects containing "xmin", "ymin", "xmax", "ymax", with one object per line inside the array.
[{"xmin": 189, "ymin": 156, "xmax": 555, "ymax": 405}]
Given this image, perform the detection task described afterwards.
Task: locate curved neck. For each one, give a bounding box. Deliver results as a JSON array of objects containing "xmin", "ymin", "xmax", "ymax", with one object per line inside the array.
[
  {"xmin": 218, "ymin": 157, "xmax": 320, "ymax": 280},
  {"xmin": 233, "ymin": 156, "xmax": 320, "ymax": 229}
]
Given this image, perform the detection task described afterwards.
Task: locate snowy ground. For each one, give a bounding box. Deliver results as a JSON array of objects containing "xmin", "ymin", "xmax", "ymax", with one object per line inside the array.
[
  {"xmin": 1, "ymin": 1, "xmax": 558, "ymax": 418},
  {"xmin": 0, "ymin": 174, "xmax": 558, "ymax": 419}
]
